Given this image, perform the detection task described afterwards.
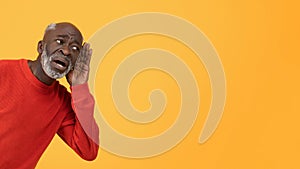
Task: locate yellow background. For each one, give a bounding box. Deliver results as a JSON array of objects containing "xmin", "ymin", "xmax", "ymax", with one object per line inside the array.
[{"xmin": 0, "ymin": 0, "xmax": 299, "ymax": 169}]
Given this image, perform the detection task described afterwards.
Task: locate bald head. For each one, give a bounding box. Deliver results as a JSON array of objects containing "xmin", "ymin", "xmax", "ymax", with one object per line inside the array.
[
  {"xmin": 43, "ymin": 22, "xmax": 83, "ymax": 45},
  {"xmin": 44, "ymin": 23, "xmax": 56, "ymax": 32}
]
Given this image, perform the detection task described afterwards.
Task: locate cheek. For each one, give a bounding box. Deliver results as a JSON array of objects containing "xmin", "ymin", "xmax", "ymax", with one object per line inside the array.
[
  {"xmin": 47, "ymin": 44, "xmax": 60, "ymax": 54},
  {"xmin": 72, "ymin": 56, "xmax": 78, "ymax": 65}
]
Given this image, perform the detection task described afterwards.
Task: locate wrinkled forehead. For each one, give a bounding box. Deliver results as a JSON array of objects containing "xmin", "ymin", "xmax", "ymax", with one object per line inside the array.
[{"xmin": 43, "ymin": 23, "xmax": 83, "ymax": 45}]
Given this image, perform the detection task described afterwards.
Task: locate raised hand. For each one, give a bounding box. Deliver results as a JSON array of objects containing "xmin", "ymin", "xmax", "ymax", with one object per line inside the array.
[{"xmin": 67, "ymin": 42, "xmax": 92, "ymax": 86}]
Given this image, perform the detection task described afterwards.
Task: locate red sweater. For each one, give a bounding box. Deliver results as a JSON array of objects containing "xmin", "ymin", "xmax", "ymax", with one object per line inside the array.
[{"xmin": 0, "ymin": 59, "xmax": 99, "ymax": 169}]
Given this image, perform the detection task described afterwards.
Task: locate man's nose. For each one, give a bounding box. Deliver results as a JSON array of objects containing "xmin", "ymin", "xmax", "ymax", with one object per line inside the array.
[{"xmin": 59, "ymin": 45, "xmax": 71, "ymax": 56}]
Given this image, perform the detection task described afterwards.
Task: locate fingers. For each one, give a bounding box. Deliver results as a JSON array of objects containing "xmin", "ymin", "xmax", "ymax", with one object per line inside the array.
[{"xmin": 78, "ymin": 42, "xmax": 92, "ymax": 65}]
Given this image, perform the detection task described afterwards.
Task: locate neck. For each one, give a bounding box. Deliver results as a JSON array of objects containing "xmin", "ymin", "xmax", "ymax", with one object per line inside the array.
[{"xmin": 28, "ymin": 57, "xmax": 55, "ymax": 86}]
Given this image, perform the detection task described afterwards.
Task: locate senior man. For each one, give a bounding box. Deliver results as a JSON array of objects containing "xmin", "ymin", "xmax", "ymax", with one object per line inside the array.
[{"xmin": 0, "ymin": 22, "xmax": 99, "ymax": 169}]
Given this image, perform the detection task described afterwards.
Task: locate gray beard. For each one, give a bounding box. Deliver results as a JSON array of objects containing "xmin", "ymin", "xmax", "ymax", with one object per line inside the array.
[{"xmin": 40, "ymin": 48, "xmax": 72, "ymax": 79}]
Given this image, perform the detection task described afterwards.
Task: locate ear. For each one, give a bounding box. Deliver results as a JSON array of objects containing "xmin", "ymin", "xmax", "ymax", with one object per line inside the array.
[{"xmin": 37, "ymin": 40, "xmax": 44, "ymax": 54}]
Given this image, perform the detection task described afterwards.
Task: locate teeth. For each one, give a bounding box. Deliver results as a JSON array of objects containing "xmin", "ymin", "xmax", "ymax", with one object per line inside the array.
[
  {"xmin": 57, "ymin": 63, "xmax": 64, "ymax": 68},
  {"xmin": 54, "ymin": 61, "xmax": 65, "ymax": 67}
]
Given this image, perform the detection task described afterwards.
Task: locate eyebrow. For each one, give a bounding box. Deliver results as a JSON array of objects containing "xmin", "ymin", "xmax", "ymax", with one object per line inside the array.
[{"xmin": 56, "ymin": 34, "xmax": 82, "ymax": 46}]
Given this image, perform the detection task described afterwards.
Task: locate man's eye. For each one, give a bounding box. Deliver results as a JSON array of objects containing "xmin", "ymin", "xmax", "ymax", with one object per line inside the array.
[
  {"xmin": 71, "ymin": 46, "xmax": 79, "ymax": 51},
  {"xmin": 56, "ymin": 39, "xmax": 63, "ymax": 44}
]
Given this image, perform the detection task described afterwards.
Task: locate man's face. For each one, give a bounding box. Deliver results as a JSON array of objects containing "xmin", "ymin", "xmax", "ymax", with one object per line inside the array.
[{"xmin": 40, "ymin": 23, "xmax": 83, "ymax": 79}]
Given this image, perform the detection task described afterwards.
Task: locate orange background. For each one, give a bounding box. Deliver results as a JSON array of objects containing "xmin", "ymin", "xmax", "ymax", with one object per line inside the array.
[{"xmin": 0, "ymin": 0, "xmax": 299, "ymax": 169}]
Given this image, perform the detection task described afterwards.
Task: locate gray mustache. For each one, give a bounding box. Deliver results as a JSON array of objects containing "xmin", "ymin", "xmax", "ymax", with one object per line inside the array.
[{"xmin": 50, "ymin": 53, "xmax": 72, "ymax": 63}]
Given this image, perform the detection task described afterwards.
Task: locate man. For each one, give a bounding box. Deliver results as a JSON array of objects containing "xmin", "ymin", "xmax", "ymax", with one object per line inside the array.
[{"xmin": 0, "ymin": 22, "xmax": 99, "ymax": 169}]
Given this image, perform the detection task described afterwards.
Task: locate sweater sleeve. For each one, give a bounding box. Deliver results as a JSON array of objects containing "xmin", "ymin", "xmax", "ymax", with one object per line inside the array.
[{"xmin": 57, "ymin": 83, "xmax": 99, "ymax": 161}]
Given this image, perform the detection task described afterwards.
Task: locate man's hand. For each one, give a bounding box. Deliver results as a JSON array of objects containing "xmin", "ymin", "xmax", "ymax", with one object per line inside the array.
[{"xmin": 67, "ymin": 43, "xmax": 92, "ymax": 86}]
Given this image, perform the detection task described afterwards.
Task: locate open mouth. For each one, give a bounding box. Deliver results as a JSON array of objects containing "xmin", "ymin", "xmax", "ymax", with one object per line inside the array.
[{"xmin": 50, "ymin": 57, "xmax": 70, "ymax": 72}]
